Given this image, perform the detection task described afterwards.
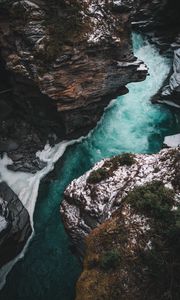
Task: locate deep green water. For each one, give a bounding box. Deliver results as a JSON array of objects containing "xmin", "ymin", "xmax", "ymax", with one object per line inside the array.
[{"xmin": 1, "ymin": 34, "xmax": 180, "ymax": 300}]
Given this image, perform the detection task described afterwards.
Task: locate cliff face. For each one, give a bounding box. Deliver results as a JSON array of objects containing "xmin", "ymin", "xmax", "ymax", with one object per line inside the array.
[
  {"xmin": 61, "ymin": 148, "xmax": 180, "ymax": 256},
  {"xmin": 0, "ymin": 0, "xmax": 146, "ymax": 143}
]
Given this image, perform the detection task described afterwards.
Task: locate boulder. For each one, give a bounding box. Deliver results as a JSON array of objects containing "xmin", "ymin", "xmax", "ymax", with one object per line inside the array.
[{"xmin": 0, "ymin": 182, "xmax": 32, "ymax": 267}]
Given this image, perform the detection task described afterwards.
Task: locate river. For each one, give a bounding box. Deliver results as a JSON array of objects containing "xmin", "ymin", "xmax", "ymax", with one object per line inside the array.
[{"xmin": 1, "ymin": 33, "xmax": 180, "ymax": 300}]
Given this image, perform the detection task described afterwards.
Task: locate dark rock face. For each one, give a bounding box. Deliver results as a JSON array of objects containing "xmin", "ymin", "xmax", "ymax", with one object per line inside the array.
[
  {"xmin": 133, "ymin": 0, "xmax": 180, "ymax": 51},
  {"xmin": 0, "ymin": 182, "xmax": 32, "ymax": 267},
  {"xmin": 160, "ymin": 46, "xmax": 180, "ymax": 105},
  {"xmin": 0, "ymin": 0, "xmax": 147, "ymax": 156},
  {"xmin": 133, "ymin": 0, "xmax": 180, "ymax": 106}
]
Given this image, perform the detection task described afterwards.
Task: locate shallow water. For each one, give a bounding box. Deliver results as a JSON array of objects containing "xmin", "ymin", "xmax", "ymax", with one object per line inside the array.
[{"xmin": 1, "ymin": 34, "xmax": 180, "ymax": 300}]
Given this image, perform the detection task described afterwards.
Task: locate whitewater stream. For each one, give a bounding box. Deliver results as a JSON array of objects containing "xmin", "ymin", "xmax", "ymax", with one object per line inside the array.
[{"xmin": 1, "ymin": 34, "xmax": 180, "ymax": 300}]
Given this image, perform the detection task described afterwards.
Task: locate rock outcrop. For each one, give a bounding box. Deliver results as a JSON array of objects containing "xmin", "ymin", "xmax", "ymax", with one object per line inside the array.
[
  {"xmin": 0, "ymin": 182, "xmax": 32, "ymax": 267},
  {"xmin": 61, "ymin": 148, "xmax": 180, "ymax": 256},
  {"xmin": 61, "ymin": 148, "xmax": 180, "ymax": 299},
  {"xmin": 133, "ymin": 0, "xmax": 180, "ymax": 51},
  {"xmin": 75, "ymin": 180, "xmax": 180, "ymax": 299},
  {"xmin": 157, "ymin": 45, "xmax": 180, "ymax": 107},
  {"xmin": 0, "ymin": 0, "xmax": 147, "ymax": 163}
]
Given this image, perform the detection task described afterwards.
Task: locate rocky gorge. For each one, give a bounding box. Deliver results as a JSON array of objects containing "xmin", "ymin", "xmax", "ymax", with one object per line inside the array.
[
  {"xmin": 0, "ymin": 0, "xmax": 180, "ymax": 299},
  {"xmin": 0, "ymin": 0, "xmax": 148, "ymax": 273}
]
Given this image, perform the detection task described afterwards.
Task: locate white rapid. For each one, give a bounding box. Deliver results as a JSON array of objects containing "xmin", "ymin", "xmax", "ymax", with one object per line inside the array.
[{"xmin": 0, "ymin": 139, "xmax": 83, "ymax": 288}]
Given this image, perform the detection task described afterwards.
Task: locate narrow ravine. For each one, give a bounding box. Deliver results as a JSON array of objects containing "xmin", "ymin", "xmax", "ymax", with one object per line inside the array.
[{"xmin": 1, "ymin": 33, "xmax": 180, "ymax": 300}]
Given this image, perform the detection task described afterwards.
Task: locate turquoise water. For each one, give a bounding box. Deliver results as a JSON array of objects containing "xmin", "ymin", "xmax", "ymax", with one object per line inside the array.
[{"xmin": 1, "ymin": 34, "xmax": 180, "ymax": 300}]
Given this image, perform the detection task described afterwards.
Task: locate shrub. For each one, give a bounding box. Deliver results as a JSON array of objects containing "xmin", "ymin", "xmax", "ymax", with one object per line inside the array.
[
  {"xmin": 87, "ymin": 258, "xmax": 99, "ymax": 269},
  {"xmin": 125, "ymin": 181, "xmax": 180, "ymax": 299},
  {"xmin": 112, "ymin": 153, "xmax": 135, "ymax": 167},
  {"xmin": 87, "ymin": 153, "xmax": 135, "ymax": 184},
  {"xmin": 109, "ymin": 153, "xmax": 136, "ymax": 169},
  {"xmin": 87, "ymin": 168, "xmax": 109, "ymax": 184},
  {"xmin": 100, "ymin": 250, "xmax": 120, "ymax": 271},
  {"xmin": 125, "ymin": 181, "xmax": 175, "ymax": 222}
]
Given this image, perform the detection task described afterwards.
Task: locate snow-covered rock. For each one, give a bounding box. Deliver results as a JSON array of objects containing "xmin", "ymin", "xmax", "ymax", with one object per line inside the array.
[
  {"xmin": 164, "ymin": 134, "xmax": 180, "ymax": 148},
  {"xmin": 61, "ymin": 147, "xmax": 180, "ymax": 256}
]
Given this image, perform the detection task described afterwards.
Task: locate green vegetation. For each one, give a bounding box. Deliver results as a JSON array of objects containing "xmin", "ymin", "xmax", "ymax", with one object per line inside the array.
[
  {"xmin": 87, "ymin": 153, "xmax": 135, "ymax": 184},
  {"xmin": 125, "ymin": 181, "xmax": 175, "ymax": 222},
  {"xmin": 112, "ymin": 153, "xmax": 135, "ymax": 167},
  {"xmin": 125, "ymin": 181, "xmax": 180, "ymax": 299},
  {"xmin": 81, "ymin": 180, "xmax": 180, "ymax": 299},
  {"xmin": 87, "ymin": 168, "xmax": 109, "ymax": 184},
  {"xmin": 100, "ymin": 250, "xmax": 120, "ymax": 271}
]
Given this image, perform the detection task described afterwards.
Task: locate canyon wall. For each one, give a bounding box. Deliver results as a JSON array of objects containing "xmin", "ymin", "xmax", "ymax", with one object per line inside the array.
[
  {"xmin": 0, "ymin": 0, "xmax": 147, "ymax": 151},
  {"xmin": 0, "ymin": 0, "xmax": 148, "ymax": 269}
]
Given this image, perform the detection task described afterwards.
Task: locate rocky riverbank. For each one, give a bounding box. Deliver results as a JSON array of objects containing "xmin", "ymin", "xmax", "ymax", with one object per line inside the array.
[
  {"xmin": 61, "ymin": 148, "xmax": 180, "ymax": 299},
  {"xmin": 61, "ymin": 148, "xmax": 180, "ymax": 256}
]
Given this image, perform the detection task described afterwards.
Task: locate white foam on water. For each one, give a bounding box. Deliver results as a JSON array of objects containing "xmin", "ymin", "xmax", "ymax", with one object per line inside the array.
[
  {"xmin": 0, "ymin": 138, "xmax": 83, "ymax": 289},
  {"xmin": 83, "ymin": 33, "xmax": 172, "ymax": 161}
]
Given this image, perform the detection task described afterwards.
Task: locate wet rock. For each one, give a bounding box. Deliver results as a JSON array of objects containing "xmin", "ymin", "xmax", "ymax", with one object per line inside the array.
[
  {"xmin": 0, "ymin": 182, "xmax": 32, "ymax": 267},
  {"xmin": 0, "ymin": 139, "xmax": 19, "ymax": 152},
  {"xmin": 7, "ymin": 158, "xmax": 47, "ymax": 173},
  {"xmin": 160, "ymin": 47, "xmax": 180, "ymax": 105},
  {"xmin": 0, "ymin": 100, "xmax": 12, "ymax": 120}
]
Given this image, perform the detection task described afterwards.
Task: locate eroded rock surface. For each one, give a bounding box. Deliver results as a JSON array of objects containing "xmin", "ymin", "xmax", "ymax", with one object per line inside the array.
[
  {"xmin": 0, "ymin": 0, "xmax": 146, "ymax": 142},
  {"xmin": 0, "ymin": 182, "xmax": 32, "ymax": 267},
  {"xmin": 159, "ymin": 46, "xmax": 180, "ymax": 106}
]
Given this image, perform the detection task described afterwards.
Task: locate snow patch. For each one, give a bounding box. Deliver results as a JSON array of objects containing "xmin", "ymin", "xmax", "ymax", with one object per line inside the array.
[{"xmin": 0, "ymin": 138, "xmax": 83, "ymax": 289}]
